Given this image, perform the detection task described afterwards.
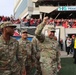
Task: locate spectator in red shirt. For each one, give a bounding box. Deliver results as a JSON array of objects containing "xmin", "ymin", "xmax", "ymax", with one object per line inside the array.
[{"xmin": 72, "ymin": 21, "xmax": 76, "ymax": 28}]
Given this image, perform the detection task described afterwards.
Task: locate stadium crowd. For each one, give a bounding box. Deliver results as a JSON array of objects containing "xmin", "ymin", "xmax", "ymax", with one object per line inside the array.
[{"xmin": 0, "ymin": 16, "xmax": 76, "ymax": 28}]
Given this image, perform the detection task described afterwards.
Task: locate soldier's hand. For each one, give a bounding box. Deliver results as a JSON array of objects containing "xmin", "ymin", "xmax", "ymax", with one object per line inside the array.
[
  {"xmin": 43, "ymin": 16, "xmax": 48, "ymax": 24},
  {"xmin": 57, "ymin": 64, "xmax": 61, "ymax": 72}
]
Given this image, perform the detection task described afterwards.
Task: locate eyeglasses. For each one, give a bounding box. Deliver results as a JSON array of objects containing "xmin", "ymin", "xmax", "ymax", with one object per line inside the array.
[{"xmin": 6, "ymin": 26, "xmax": 16, "ymax": 29}]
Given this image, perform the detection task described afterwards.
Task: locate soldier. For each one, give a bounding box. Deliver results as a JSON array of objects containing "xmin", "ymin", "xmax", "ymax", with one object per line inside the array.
[
  {"xmin": 19, "ymin": 29, "xmax": 33, "ymax": 75},
  {"xmin": 0, "ymin": 21, "xmax": 25, "ymax": 75},
  {"xmin": 34, "ymin": 17, "xmax": 61, "ymax": 75}
]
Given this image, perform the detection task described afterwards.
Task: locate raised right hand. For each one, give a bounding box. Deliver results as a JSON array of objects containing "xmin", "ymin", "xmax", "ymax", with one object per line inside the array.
[{"xmin": 43, "ymin": 16, "xmax": 48, "ymax": 24}]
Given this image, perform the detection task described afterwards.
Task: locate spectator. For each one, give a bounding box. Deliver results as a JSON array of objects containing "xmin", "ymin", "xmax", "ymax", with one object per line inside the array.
[
  {"xmin": 72, "ymin": 20, "xmax": 76, "ymax": 28},
  {"xmin": 66, "ymin": 36, "xmax": 71, "ymax": 56}
]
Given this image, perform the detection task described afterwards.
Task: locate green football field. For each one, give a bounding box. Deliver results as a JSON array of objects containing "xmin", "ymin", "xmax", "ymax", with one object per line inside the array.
[{"xmin": 58, "ymin": 57, "xmax": 76, "ymax": 75}]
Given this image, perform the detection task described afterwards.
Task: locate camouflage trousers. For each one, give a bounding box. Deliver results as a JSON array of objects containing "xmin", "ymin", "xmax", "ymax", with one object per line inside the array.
[
  {"xmin": 36, "ymin": 63, "xmax": 42, "ymax": 75},
  {"xmin": 40, "ymin": 63, "xmax": 57, "ymax": 75},
  {"xmin": 0, "ymin": 70, "xmax": 21, "ymax": 75}
]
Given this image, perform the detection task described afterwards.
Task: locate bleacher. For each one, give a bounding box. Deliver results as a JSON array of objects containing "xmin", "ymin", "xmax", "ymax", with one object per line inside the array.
[{"xmin": 1, "ymin": 15, "xmax": 76, "ymax": 29}]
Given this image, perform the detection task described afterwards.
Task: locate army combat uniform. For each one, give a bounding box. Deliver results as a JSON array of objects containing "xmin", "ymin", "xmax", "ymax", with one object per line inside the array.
[
  {"xmin": 32, "ymin": 36, "xmax": 42, "ymax": 75},
  {"xmin": 0, "ymin": 22, "xmax": 23, "ymax": 75},
  {"xmin": 0, "ymin": 36, "xmax": 23, "ymax": 75},
  {"xmin": 19, "ymin": 38, "xmax": 33, "ymax": 75},
  {"xmin": 34, "ymin": 22, "xmax": 61, "ymax": 75}
]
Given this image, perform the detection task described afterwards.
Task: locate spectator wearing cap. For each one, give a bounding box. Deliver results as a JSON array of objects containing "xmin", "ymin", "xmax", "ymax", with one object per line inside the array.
[
  {"xmin": 0, "ymin": 21, "xmax": 24, "ymax": 75},
  {"xmin": 33, "ymin": 17, "xmax": 61, "ymax": 75},
  {"xmin": 19, "ymin": 29, "xmax": 33, "ymax": 75},
  {"xmin": 72, "ymin": 21, "xmax": 76, "ymax": 28}
]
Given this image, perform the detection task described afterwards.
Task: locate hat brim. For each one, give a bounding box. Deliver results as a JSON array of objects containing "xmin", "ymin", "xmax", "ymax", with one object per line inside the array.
[
  {"xmin": 50, "ymin": 31, "xmax": 55, "ymax": 32},
  {"xmin": 6, "ymin": 25, "xmax": 16, "ymax": 28}
]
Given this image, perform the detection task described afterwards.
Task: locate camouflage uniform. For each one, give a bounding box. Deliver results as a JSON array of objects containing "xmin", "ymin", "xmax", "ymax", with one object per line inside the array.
[
  {"xmin": 34, "ymin": 22, "xmax": 61, "ymax": 75},
  {"xmin": 0, "ymin": 36, "xmax": 23, "ymax": 75},
  {"xmin": 0, "ymin": 22, "xmax": 24, "ymax": 75},
  {"xmin": 32, "ymin": 37, "xmax": 42, "ymax": 75},
  {"xmin": 19, "ymin": 37, "xmax": 33, "ymax": 75}
]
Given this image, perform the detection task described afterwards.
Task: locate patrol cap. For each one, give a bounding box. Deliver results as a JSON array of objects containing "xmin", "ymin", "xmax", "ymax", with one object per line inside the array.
[
  {"xmin": 21, "ymin": 29, "xmax": 28, "ymax": 33},
  {"xmin": 48, "ymin": 27, "xmax": 55, "ymax": 32},
  {"xmin": 0, "ymin": 21, "xmax": 16, "ymax": 29}
]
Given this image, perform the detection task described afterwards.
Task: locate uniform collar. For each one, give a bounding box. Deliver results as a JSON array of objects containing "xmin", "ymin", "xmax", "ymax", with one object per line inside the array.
[{"xmin": 0, "ymin": 35, "xmax": 13, "ymax": 44}]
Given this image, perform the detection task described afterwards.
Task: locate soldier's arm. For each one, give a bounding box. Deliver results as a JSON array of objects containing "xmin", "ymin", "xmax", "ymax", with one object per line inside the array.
[
  {"xmin": 17, "ymin": 42, "xmax": 25, "ymax": 66},
  {"xmin": 32, "ymin": 37, "xmax": 41, "ymax": 61},
  {"xmin": 56, "ymin": 43, "xmax": 61, "ymax": 71},
  {"xmin": 35, "ymin": 22, "xmax": 45, "ymax": 36},
  {"xmin": 26, "ymin": 42, "xmax": 32, "ymax": 57},
  {"xmin": 31, "ymin": 37, "xmax": 38, "ymax": 53},
  {"xmin": 19, "ymin": 44, "xmax": 27, "ymax": 64},
  {"xmin": 16, "ymin": 42, "xmax": 26, "ymax": 74},
  {"xmin": 35, "ymin": 17, "xmax": 48, "ymax": 40},
  {"xmin": 31, "ymin": 37, "xmax": 39, "ymax": 62}
]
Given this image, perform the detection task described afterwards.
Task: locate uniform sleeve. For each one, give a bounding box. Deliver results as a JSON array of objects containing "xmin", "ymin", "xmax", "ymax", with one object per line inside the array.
[
  {"xmin": 19, "ymin": 43, "xmax": 27, "ymax": 65},
  {"xmin": 56, "ymin": 43, "xmax": 61, "ymax": 65},
  {"xmin": 16, "ymin": 41, "xmax": 25, "ymax": 67},
  {"xmin": 32, "ymin": 37, "xmax": 41, "ymax": 60},
  {"xmin": 31, "ymin": 37, "xmax": 37, "ymax": 54},
  {"xmin": 26, "ymin": 41, "xmax": 33, "ymax": 57},
  {"xmin": 31, "ymin": 37, "xmax": 38, "ymax": 61},
  {"xmin": 35, "ymin": 22, "xmax": 45, "ymax": 42}
]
